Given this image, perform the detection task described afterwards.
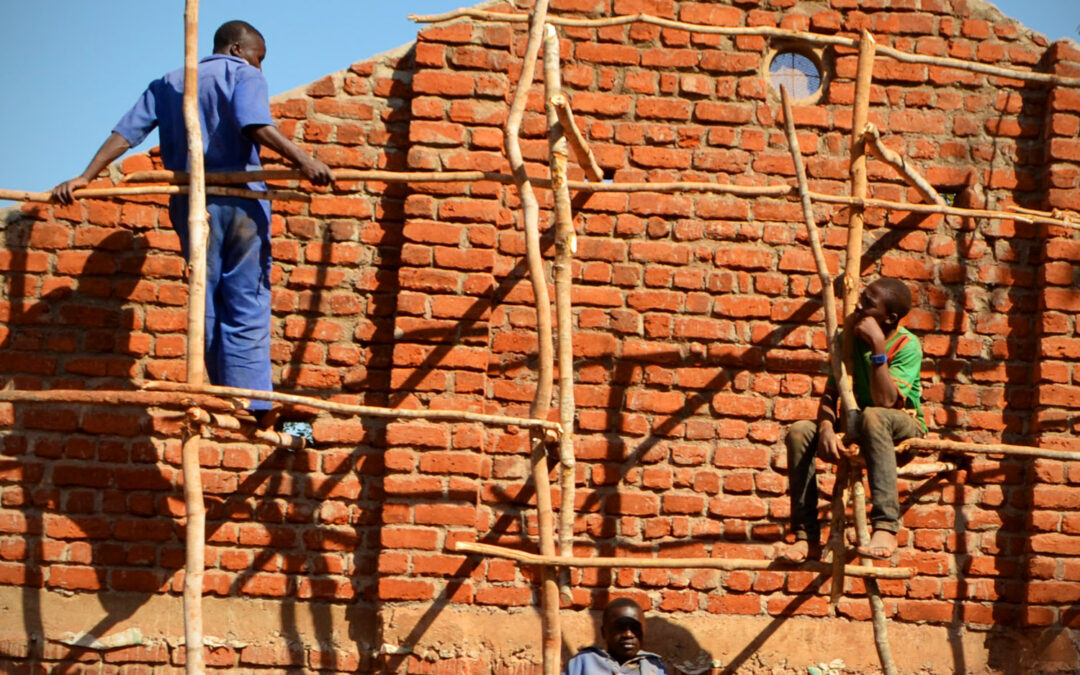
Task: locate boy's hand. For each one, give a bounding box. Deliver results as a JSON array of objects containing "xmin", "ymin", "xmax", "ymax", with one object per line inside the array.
[
  {"xmin": 816, "ymin": 422, "xmax": 844, "ymax": 463},
  {"xmin": 853, "ymin": 314, "xmax": 886, "ymax": 352}
]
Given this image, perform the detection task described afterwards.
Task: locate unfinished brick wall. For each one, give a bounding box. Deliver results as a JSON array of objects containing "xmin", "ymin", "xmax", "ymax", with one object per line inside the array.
[{"xmin": 2, "ymin": 0, "xmax": 1080, "ymax": 672}]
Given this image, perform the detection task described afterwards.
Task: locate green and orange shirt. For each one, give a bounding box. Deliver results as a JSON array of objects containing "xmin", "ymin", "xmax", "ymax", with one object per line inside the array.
[{"xmin": 852, "ymin": 327, "xmax": 925, "ymax": 433}]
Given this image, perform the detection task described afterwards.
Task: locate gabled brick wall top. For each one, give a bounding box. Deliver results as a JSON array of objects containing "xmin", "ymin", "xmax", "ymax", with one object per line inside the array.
[{"xmin": 2, "ymin": 0, "xmax": 1080, "ymax": 672}]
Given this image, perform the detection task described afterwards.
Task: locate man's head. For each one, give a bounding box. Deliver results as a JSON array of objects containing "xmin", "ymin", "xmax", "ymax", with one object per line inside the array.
[
  {"xmin": 213, "ymin": 20, "xmax": 266, "ymax": 70},
  {"xmin": 856, "ymin": 278, "xmax": 912, "ymax": 331},
  {"xmin": 601, "ymin": 598, "xmax": 645, "ymax": 663}
]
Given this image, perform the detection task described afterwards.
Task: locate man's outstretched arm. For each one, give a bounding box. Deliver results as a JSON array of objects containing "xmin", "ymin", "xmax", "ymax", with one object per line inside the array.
[
  {"xmin": 52, "ymin": 132, "xmax": 132, "ymax": 205},
  {"xmin": 245, "ymin": 124, "xmax": 334, "ymax": 185}
]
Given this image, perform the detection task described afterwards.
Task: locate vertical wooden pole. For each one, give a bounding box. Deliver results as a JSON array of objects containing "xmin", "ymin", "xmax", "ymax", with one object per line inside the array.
[
  {"xmin": 852, "ymin": 474, "xmax": 898, "ymax": 675},
  {"xmin": 826, "ymin": 461, "xmax": 850, "ymax": 605},
  {"xmin": 543, "ymin": 23, "xmax": 577, "ymax": 606},
  {"xmin": 503, "ymin": 2, "xmax": 560, "ymax": 674},
  {"xmin": 837, "ymin": 30, "xmax": 897, "ymax": 675},
  {"xmin": 181, "ymin": 1, "xmax": 208, "ymax": 672},
  {"xmin": 779, "ymin": 85, "xmax": 854, "ymax": 415},
  {"xmin": 830, "ymin": 29, "xmax": 877, "ymax": 606},
  {"xmin": 841, "ymin": 29, "xmax": 877, "ymax": 369}
]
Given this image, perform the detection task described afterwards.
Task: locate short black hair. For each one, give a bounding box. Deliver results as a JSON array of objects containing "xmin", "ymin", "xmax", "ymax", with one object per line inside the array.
[
  {"xmin": 871, "ymin": 278, "xmax": 912, "ymax": 319},
  {"xmin": 603, "ymin": 597, "xmax": 643, "ymax": 619},
  {"xmin": 213, "ymin": 20, "xmax": 264, "ymax": 52}
]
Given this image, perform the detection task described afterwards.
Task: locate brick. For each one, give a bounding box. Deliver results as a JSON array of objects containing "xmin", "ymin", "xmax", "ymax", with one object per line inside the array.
[
  {"xmin": 47, "ymin": 565, "xmax": 105, "ymax": 591},
  {"xmin": 414, "ymin": 504, "xmax": 476, "ymax": 526},
  {"xmin": 419, "ymin": 452, "xmax": 489, "ymax": 477},
  {"xmin": 662, "ymin": 494, "xmax": 706, "ymax": 514},
  {"xmin": 473, "ymin": 585, "xmax": 530, "ymax": 606},
  {"xmin": 709, "ymin": 496, "xmax": 767, "ymax": 518},
  {"xmin": 1031, "ymin": 534, "xmax": 1080, "ymax": 555},
  {"xmin": 570, "ymin": 93, "xmax": 634, "ymax": 116},
  {"xmin": 575, "ymin": 42, "xmax": 639, "ymax": 65},
  {"xmin": 413, "ymin": 71, "xmax": 475, "ymax": 97},
  {"xmin": 379, "ymin": 578, "xmax": 435, "ymax": 601},
  {"xmin": 409, "ymin": 121, "xmax": 467, "ymax": 146},
  {"xmin": 606, "ymin": 493, "xmax": 659, "ymax": 516},
  {"xmin": 636, "ymin": 98, "xmax": 692, "ymax": 120},
  {"xmin": 695, "ymin": 102, "xmax": 754, "ymax": 124}
]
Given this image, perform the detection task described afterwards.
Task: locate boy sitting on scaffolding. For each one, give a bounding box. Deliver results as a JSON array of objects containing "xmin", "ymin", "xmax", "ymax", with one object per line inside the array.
[{"xmin": 780, "ymin": 277, "xmax": 926, "ymax": 562}]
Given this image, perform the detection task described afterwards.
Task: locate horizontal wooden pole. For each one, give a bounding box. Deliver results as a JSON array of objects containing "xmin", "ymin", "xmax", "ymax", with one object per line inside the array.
[
  {"xmin": 0, "ymin": 388, "xmax": 240, "ymax": 412},
  {"xmin": 410, "ymin": 10, "xmax": 1080, "ymax": 88},
  {"xmin": 122, "ymin": 169, "xmax": 790, "ymax": 198},
  {"xmin": 6, "ymin": 177, "xmax": 1071, "ymax": 233},
  {"xmin": 875, "ymin": 42, "xmax": 1080, "ymax": 88},
  {"xmin": 72, "ymin": 169, "xmax": 1080, "ymax": 229},
  {"xmin": 186, "ymin": 407, "xmax": 305, "ymax": 451},
  {"xmin": 810, "ymin": 191, "xmax": 1080, "ymax": 230},
  {"xmin": 569, "ymin": 180, "xmax": 793, "ymax": 196},
  {"xmin": 0, "ymin": 185, "xmax": 309, "ymax": 203},
  {"xmin": 413, "ymin": 10, "xmax": 858, "ymax": 47},
  {"xmin": 899, "ymin": 437, "xmax": 1080, "ymax": 462},
  {"xmin": 121, "ymin": 169, "xmax": 518, "ymax": 186},
  {"xmin": 896, "ymin": 461, "xmax": 957, "ymax": 478},
  {"xmin": 1008, "ymin": 204, "xmax": 1080, "ymax": 223},
  {"xmin": 140, "ymin": 381, "xmax": 563, "ymax": 432},
  {"xmin": 453, "ymin": 541, "xmax": 915, "ymax": 579}
]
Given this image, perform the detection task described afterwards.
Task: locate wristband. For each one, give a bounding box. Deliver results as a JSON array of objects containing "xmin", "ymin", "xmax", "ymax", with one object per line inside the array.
[{"xmin": 870, "ymin": 353, "xmax": 888, "ymax": 366}]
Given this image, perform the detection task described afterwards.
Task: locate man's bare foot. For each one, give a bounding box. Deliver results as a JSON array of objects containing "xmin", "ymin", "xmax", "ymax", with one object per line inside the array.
[
  {"xmin": 857, "ymin": 529, "xmax": 897, "ymax": 560},
  {"xmin": 777, "ymin": 540, "xmax": 819, "ymax": 563}
]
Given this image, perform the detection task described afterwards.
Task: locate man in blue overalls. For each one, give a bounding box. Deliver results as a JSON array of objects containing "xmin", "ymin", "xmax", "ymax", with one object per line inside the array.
[{"xmin": 54, "ymin": 20, "xmax": 333, "ymax": 425}]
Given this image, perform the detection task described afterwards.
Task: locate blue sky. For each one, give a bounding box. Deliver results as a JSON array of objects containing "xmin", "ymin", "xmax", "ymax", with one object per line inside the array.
[{"xmin": 0, "ymin": 1, "xmax": 1076, "ymax": 205}]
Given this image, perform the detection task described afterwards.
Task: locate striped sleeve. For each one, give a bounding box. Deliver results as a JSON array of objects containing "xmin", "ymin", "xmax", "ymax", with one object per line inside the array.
[{"xmin": 887, "ymin": 334, "xmax": 922, "ymax": 408}]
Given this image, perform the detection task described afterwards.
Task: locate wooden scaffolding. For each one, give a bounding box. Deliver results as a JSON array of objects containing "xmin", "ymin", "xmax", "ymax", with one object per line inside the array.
[{"xmin": 2, "ymin": 1, "xmax": 1080, "ymax": 673}]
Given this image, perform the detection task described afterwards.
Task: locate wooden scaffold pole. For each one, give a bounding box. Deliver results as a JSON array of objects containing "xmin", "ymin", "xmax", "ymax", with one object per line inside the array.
[
  {"xmin": 550, "ymin": 95, "xmax": 603, "ymax": 183},
  {"xmin": 454, "ymin": 542, "xmax": 915, "ymax": 579},
  {"xmin": 0, "ymin": 185, "xmax": 308, "ymax": 203},
  {"xmin": 412, "ymin": 9, "xmax": 1080, "ymax": 88},
  {"xmin": 899, "ymin": 437, "xmax": 1080, "ymax": 462},
  {"xmin": 829, "ymin": 32, "xmax": 875, "ymax": 603},
  {"xmin": 141, "ymin": 381, "xmax": 562, "ymax": 431},
  {"xmin": 503, "ymin": 2, "xmax": 561, "ymax": 673},
  {"xmin": 543, "ymin": 22, "xmax": 578, "ymax": 605},
  {"xmin": 840, "ymin": 31, "xmax": 898, "ymax": 675},
  {"xmin": 180, "ymin": 0, "xmax": 208, "ymax": 671},
  {"xmin": 863, "ymin": 123, "xmax": 945, "ymax": 207},
  {"xmin": 779, "ymin": 84, "xmax": 856, "ymax": 446}
]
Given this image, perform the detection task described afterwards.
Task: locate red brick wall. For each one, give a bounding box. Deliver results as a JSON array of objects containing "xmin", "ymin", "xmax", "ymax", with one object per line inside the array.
[{"xmin": 2, "ymin": 0, "xmax": 1080, "ymax": 671}]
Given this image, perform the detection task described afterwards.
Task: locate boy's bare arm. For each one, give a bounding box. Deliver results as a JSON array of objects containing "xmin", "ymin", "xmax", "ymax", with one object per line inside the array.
[
  {"xmin": 815, "ymin": 389, "xmax": 846, "ymax": 462},
  {"xmin": 853, "ymin": 315, "xmax": 900, "ymax": 408}
]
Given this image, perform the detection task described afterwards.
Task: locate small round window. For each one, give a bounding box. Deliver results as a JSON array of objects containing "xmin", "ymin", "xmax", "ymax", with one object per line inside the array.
[{"xmin": 768, "ymin": 50, "xmax": 823, "ymax": 100}]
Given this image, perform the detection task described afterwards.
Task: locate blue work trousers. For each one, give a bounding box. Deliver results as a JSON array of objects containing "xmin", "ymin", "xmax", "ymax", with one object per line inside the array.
[{"xmin": 170, "ymin": 197, "xmax": 273, "ymax": 411}]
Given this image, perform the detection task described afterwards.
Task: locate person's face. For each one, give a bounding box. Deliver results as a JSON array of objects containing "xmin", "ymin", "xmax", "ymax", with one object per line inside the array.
[
  {"xmin": 855, "ymin": 282, "xmax": 894, "ymax": 328},
  {"xmin": 602, "ymin": 605, "xmax": 643, "ymax": 663},
  {"xmin": 230, "ymin": 34, "xmax": 266, "ymax": 70}
]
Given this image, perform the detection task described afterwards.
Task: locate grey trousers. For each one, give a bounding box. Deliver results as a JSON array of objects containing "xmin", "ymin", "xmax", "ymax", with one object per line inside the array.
[{"xmin": 785, "ymin": 408, "xmax": 922, "ymax": 541}]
